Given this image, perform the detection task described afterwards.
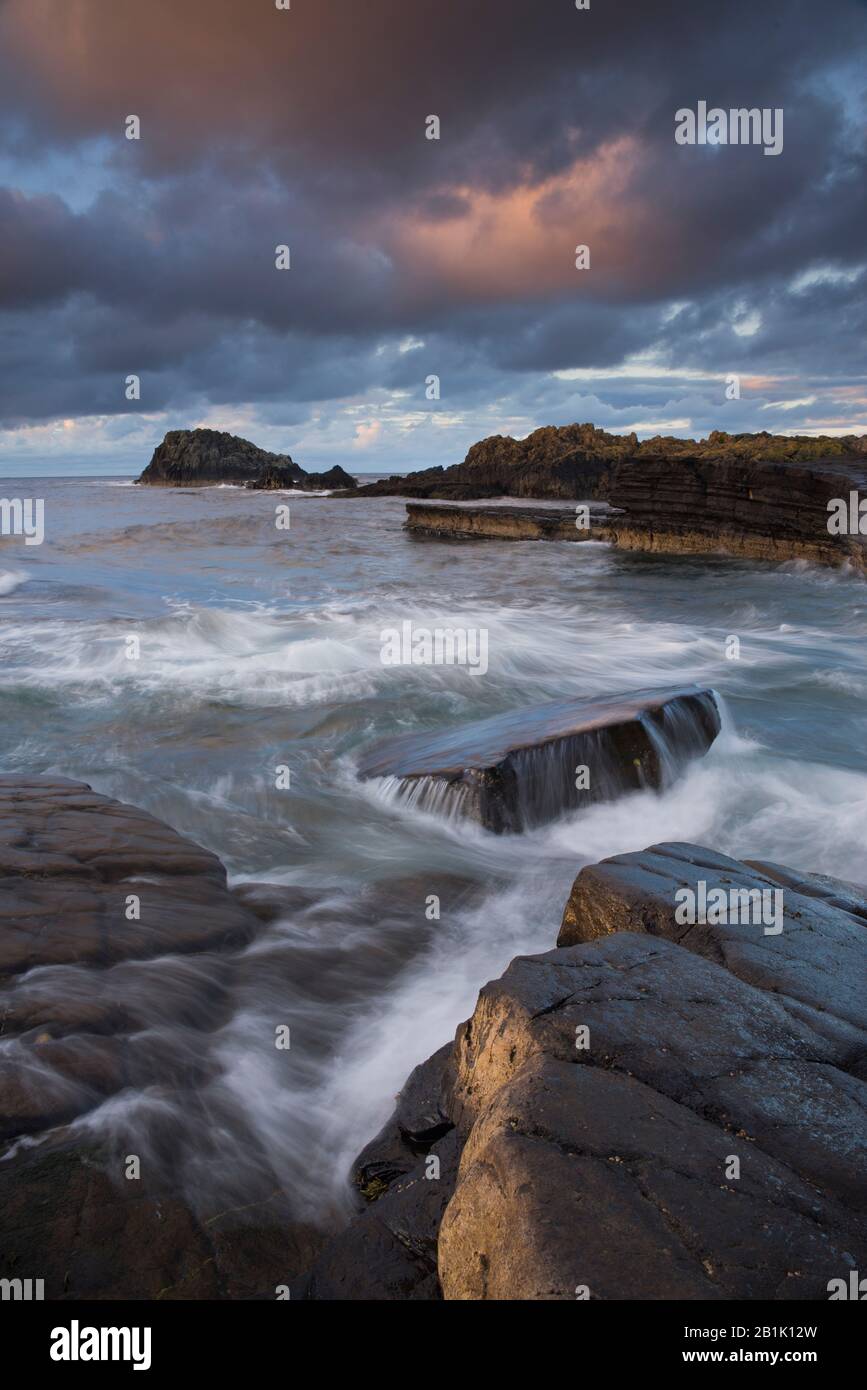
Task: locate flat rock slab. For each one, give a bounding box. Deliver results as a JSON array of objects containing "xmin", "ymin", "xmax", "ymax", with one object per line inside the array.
[
  {"xmin": 404, "ymin": 502, "xmax": 608, "ymax": 542},
  {"xmin": 358, "ymin": 686, "xmax": 720, "ymax": 832},
  {"xmin": 319, "ymin": 841, "xmax": 867, "ymax": 1300}
]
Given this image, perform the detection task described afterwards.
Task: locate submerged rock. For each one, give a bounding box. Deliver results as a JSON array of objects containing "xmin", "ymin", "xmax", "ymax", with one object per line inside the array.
[
  {"xmin": 313, "ymin": 842, "xmax": 867, "ymax": 1300},
  {"xmin": 358, "ymin": 686, "xmax": 721, "ymax": 833}
]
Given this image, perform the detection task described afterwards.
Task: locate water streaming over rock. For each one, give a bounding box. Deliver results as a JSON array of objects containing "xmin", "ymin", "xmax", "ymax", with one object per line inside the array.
[{"xmin": 364, "ymin": 688, "xmax": 721, "ymax": 832}]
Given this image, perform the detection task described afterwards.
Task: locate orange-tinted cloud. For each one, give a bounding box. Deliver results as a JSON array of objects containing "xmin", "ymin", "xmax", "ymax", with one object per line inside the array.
[{"xmin": 385, "ymin": 139, "xmax": 652, "ymax": 302}]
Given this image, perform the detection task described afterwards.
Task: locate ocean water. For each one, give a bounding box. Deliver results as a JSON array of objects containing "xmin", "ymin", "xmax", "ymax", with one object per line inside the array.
[{"xmin": 2, "ymin": 475, "xmax": 867, "ymax": 1224}]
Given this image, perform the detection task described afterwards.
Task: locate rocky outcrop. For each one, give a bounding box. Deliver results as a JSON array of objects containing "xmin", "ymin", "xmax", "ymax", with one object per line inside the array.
[
  {"xmin": 0, "ymin": 775, "xmax": 322, "ymax": 1298},
  {"xmin": 344, "ymin": 424, "xmax": 630, "ymax": 500},
  {"xmin": 306, "ymin": 842, "xmax": 867, "ymax": 1300},
  {"xmin": 358, "ymin": 686, "xmax": 720, "ymax": 833},
  {"xmin": 135, "ymin": 428, "xmax": 356, "ymax": 490},
  {"xmin": 342, "ymin": 424, "xmax": 867, "ymax": 506},
  {"xmin": 0, "ymin": 1137, "xmax": 321, "ymax": 1300}
]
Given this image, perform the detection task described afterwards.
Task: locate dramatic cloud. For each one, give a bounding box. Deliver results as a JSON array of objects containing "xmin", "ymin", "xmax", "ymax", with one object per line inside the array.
[{"xmin": 0, "ymin": 0, "xmax": 865, "ymax": 473}]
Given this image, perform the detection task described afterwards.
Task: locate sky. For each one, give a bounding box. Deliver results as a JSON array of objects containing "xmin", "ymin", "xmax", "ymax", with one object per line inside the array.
[{"xmin": 1, "ymin": 0, "xmax": 866, "ymax": 477}]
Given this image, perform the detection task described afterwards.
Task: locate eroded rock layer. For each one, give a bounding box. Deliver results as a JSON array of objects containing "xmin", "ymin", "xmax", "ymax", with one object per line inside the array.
[{"xmin": 605, "ymin": 453, "xmax": 867, "ymax": 570}]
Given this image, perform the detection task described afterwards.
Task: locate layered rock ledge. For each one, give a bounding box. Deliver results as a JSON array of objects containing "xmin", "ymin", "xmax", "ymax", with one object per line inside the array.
[
  {"xmin": 404, "ymin": 502, "xmax": 607, "ymax": 542},
  {"xmin": 358, "ymin": 686, "xmax": 720, "ymax": 833},
  {"xmin": 404, "ymin": 455, "xmax": 867, "ymax": 571},
  {"xmin": 304, "ymin": 841, "xmax": 867, "ymax": 1300},
  {"xmin": 604, "ymin": 453, "xmax": 867, "ymax": 570}
]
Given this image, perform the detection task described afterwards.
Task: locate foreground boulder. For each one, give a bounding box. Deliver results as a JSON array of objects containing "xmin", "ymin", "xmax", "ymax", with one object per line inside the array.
[
  {"xmin": 305, "ymin": 842, "xmax": 867, "ymax": 1300},
  {"xmin": 358, "ymin": 686, "xmax": 720, "ymax": 832},
  {"xmin": 136, "ymin": 428, "xmax": 356, "ymax": 490},
  {"xmin": 0, "ymin": 1137, "xmax": 320, "ymax": 1300}
]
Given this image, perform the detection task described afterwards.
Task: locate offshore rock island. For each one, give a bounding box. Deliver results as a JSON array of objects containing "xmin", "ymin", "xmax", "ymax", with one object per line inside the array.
[{"xmin": 136, "ymin": 428, "xmax": 357, "ymax": 491}]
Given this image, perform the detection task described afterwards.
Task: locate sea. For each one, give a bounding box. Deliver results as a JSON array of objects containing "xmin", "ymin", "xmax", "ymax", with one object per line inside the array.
[{"xmin": 1, "ymin": 473, "xmax": 866, "ymax": 1225}]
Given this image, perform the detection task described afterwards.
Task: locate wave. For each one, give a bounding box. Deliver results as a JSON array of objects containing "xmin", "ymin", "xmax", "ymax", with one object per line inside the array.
[{"xmin": 0, "ymin": 570, "xmax": 27, "ymax": 596}]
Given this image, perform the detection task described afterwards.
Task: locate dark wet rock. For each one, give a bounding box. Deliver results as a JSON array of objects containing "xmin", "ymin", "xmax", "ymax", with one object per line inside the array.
[
  {"xmin": 320, "ymin": 842, "xmax": 867, "ymax": 1300},
  {"xmin": 0, "ymin": 774, "xmax": 259, "ymax": 1140},
  {"xmin": 0, "ymin": 1138, "xmax": 321, "ymax": 1300},
  {"xmin": 0, "ymin": 775, "xmax": 326, "ymax": 1296},
  {"xmin": 358, "ymin": 686, "xmax": 720, "ymax": 833},
  {"xmin": 300, "ymin": 1131, "xmax": 460, "ymax": 1300},
  {"xmin": 135, "ymin": 428, "xmax": 356, "ymax": 490},
  {"xmin": 0, "ymin": 775, "xmax": 257, "ymax": 979},
  {"xmin": 353, "ymin": 1043, "xmax": 456, "ymax": 1200},
  {"xmin": 246, "ymin": 461, "xmax": 356, "ymax": 491},
  {"xmin": 301, "ymin": 1044, "xmax": 458, "ymax": 1300}
]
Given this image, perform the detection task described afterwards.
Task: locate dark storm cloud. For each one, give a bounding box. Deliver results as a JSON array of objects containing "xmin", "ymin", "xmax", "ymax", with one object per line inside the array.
[{"xmin": 0, "ymin": 0, "xmax": 865, "ymax": 450}]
